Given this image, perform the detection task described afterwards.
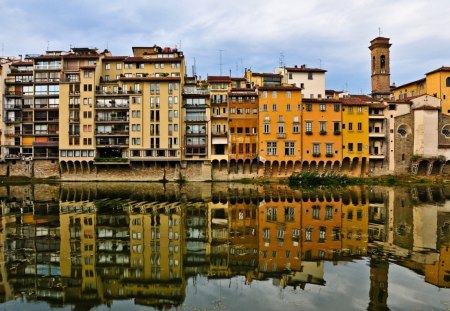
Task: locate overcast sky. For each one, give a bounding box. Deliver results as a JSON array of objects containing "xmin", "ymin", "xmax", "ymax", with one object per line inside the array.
[{"xmin": 1, "ymin": 0, "xmax": 449, "ymax": 94}]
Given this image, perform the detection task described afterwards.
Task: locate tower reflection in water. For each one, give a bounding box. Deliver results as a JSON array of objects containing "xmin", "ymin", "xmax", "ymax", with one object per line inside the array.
[{"xmin": 0, "ymin": 183, "xmax": 448, "ymax": 309}]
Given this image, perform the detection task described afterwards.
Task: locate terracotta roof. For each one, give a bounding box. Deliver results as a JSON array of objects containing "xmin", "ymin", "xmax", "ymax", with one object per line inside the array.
[
  {"xmin": 412, "ymin": 105, "xmax": 440, "ymax": 111},
  {"xmin": 119, "ymin": 76, "xmax": 181, "ymax": 82},
  {"xmin": 251, "ymin": 72, "xmax": 281, "ymax": 77},
  {"xmin": 340, "ymin": 98, "xmax": 369, "ymax": 105},
  {"xmin": 33, "ymin": 55, "xmax": 63, "ymax": 60},
  {"xmin": 349, "ymin": 94, "xmax": 376, "ymax": 102},
  {"xmin": 426, "ymin": 66, "xmax": 450, "ymax": 75},
  {"xmin": 284, "ymin": 66, "xmax": 327, "ymax": 73},
  {"xmin": 11, "ymin": 61, "xmax": 33, "ymax": 66},
  {"xmin": 258, "ymin": 85, "xmax": 301, "ymax": 91},
  {"xmin": 124, "ymin": 56, "xmax": 183, "ymax": 63},
  {"xmin": 302, "ymin": 98, "xmax": 340, "ymax": 103},
  {"xmin": 103, "ymin": 56, "xmax": 128, "ymax": 61},
  {"xmin": 207, "ymin": 76, "xmax": 231, "ymax": 83},
  {"xmin": 368, "ymin": 103, "xmax": 387, "ymax": 109},
  {"xmin": 62, "ymin": 54, "xmax": 99, "ymax": 59},
  {"xmin": 392, "ymin": 78, "xmax": 426, "ymax": 90},
  {"xmin": 391, "ymin": 94, "xmax": 422, "ymax": 103}
]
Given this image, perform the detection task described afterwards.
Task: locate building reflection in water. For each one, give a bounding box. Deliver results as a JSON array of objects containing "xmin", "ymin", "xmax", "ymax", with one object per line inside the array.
[{"xmin": 0, "ymin": 183, "xmax": 448, "ymax": 309}]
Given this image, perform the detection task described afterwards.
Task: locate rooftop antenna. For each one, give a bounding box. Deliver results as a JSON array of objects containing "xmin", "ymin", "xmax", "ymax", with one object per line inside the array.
[
  {"xmin": 279, "ymin": 52, "xmax": 285, "ymax": 67},
  {"xmin": 192, "ymin": 57, "xmax": 197, "ymax": 76},
  {"xmin": 378, "ymin": 27, "xmax": 382, "ymax": 36},
  {"xmin": 318, "ymin": 58, "xmax": 322, "ymax": 69},
  {"xmin": 218, "ymin": 49, "xmax": 224, "ymax": 76}
]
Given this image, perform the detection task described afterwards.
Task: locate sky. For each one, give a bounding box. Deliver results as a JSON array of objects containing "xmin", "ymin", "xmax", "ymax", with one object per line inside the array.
[{"xmin": 0, "ymin": 0, "xmax": 449, "ymax": 94}]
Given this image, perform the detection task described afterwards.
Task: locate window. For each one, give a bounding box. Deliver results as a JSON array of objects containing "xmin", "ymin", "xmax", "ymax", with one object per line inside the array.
[
  {"xmin": 348, "ymin": 122, "xmax": 353, "ymax": 131},
  {"xmin": 105, "ymin": 63, "xmax": 110, "ymax": 70},
  {"xmin": 132, "ymin": 138, "xmax": 141, "ymax": 145},
  {"xmin": 83, "ymin": 84, "xmax": 92, "ymax": 92},
  {"xmin": 333, "ymin": 122, "xmax": 340, "ymax": 132},
  {"xmin": 264, "ymin": 124, "xmax": 270, "ymax": 133},
  {"xmin": 325, "ymin": 206, "xmax": 333, "ymax": 219},
  {"xmin": 357, "ymin": 143, "xmax": 363, "ymax": 152},
  {"xmin": 348, "ymin": 143, "xmax": 354, "ymax": 152},
  {"xmin": 306, "ymin": 103, "xmax": 312, "ymax": 111},
  {"xmin": 132, "ymin": 110, "xmax": 141, "ymax": 118},
  {"xmin": 272, "ymin": 91, "xmax": 277, "ymax": 98},
  {"xmin": 334, "ymin": 103, "xmax": 340, "ymax": 111},
  {"xmin": 278, "ymin": 125, "xmax": 284, "ymax": 133},
  {"xmin": 286, "ymin": 104, "xmax": 291, "ymax": 111},
  {"xmin": 348, "ymin": 106, "xmax": 353, "ymax": 113},
  {"xmin": 320, "ymin": 121, "xmax": 326, "ymax": 132},
  {"xmin": 319, "ymin": 103, "xmax": 326, "ymax": 111},
  {"xmin": 358, "ymin": 122, "xmax": 362, "ymax": 131},
  {"xmin": 263, "ymin": 91, "xmax": 268, "ymax": 98},
  {"xmin": 132, "ymin": 124, "xmax": 141, "ymax": 131},
  {"xmin": 313, "ymin": 143, "xmax": 320, "ymax": 155},
  {"xmin": 319, "ymin": 227, "xmax": 326, "ymax": 242},
  {"xmin": 293, "ymin": 124, "xmax": 300, "ymax": 133},
  {"xmin": 272, "ymin": 104, "xmax": 277, "ymax": 111},
  {"xmin": 267, "ymin": 141, "xmax": 277, "ymax": 156},
  {"xmin": 308, "ymin": 72, "xmax": 313, "ymax": 80},
  {"xmin": 357, "ymin": 106, "xmax": 363, "ymax": 113},
  {"xmin": 305, "ymin": 228, "xmax": 312, "ymax": 241},
  {"xmin": 305, "ymin": 121, "xmax": 312, "ymax": 132},
  {"xmin": 326, "ymin": 143, "xmax": 333, "ymax": 155},
  {"xmin": 447, "ymin": 77, "xmax": 450, "ymax": 87},
  {"xmin": 267, "ymin": 208, "xmax": 277, "ymax": 221},
  {"xmin": 286, "ymin": 91, "xmax": 291, "ymax": 98},
  {"xmin": 285, "ymin": 141, "xmax": 295, "ymax": 156}
]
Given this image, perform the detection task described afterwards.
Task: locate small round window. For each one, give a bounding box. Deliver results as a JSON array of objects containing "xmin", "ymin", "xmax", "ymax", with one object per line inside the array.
[
  {"xmin": 397, "ymin": 124, "xmax": 411, "ymax": 137},
  {"xmin": 442, "ymin": 124, "xmax": 450, "ymax": 138}
]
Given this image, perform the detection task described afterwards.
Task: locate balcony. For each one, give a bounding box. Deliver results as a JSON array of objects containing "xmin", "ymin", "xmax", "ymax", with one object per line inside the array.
[
  {"xmin": 96, "ymin": 90, "xmax": 142, "ymax": 96},
  {"xmin": 33, "ymin": 141, "xmax": 59, "ymax": 147},
  {"xmin": 211, "ymin": 131, "xmax": 227, "ymax": 137},
  {"xmin": 4, "ymin": 117, "xmax": 22, "ymax": 123},
  {"xmin": 369, "ymin": 113, "xmax": 385, "ymax": 119},
  {"xmin": 34, "ymin": 152, "xmax": 59, "ymax": 159},
  {"xmin": 96, "ymin": 138, "xmax": 129, "ymax": 146},
  {"xmin": 4, "ymin": 104, "xmax": 22, "ymax": 110},
  {"xmin": 95, "ymin": 117, "xmax": 129, "ymax": 123},
  {"xmin": 94, "ymin": 157, "xmax": 130, "ymax": 165},
  {"xmin": 326, "ymin": 153, "xmax": 333, "ymax": 158},
  {"xmin": 95, "ymin": 131, "xmax": 129, "ymax": 136},
  {"xmin": 369, "ymin": 128, "xmax": 385, "ymax": 137},
  {"xmin": 305, "ymin": 131, "xmax": 313, "ymax": 135},
  {"xmin": 277, "ymin": 133, "xmax": 286, "ymax": 139},
  {"xmin": 369, "ymin": 153, "xmax": 385, "ymax": 159},
  {"xmin": 4, "ymin": 130, "xmax": 21, "ymax": 137},
  {"xmin": 185, "ymin": 117, "xmax": 208, "ymax": 122},
  {"xmin": 320, "ymin": 131, "xmax": 327, "ymax": 135},
  {"xmin": 312, "ymin": 153, "xmax": 321, "ymax": 157},
  {"xmin": 333, "ymin": 130, "xmax": 341, "ymax": 135},
  {"xmin": 95, "ymin": 103, "xmax": 130, "ymax": 109},
  {"xmin": 131, "ymin": 149, "xmax": 179, "ymax": 161},
  {"xmin": 35, "ymin": 65, "xmax": 61, "ymax": 70}
]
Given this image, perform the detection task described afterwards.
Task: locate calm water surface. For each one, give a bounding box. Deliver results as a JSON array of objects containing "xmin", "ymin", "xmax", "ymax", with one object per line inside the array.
[{"xmin": 0, "ymin": 182, "xmax": 448, "ymax": 311}]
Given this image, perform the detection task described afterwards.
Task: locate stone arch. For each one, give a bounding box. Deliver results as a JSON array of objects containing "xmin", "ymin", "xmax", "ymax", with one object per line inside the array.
[
  {"xmin": 333, "ymin": 160, "xmax": 341, "ymax": 172},
  {"xmin": 212, "ymin": 160, "xmax": 220, "ymax": 171},
  {"xmin": 74, "ymin": 161, "xmax": 81, "ymax": 174},
  {"xmin": 294, "ymin": 161, "xmax": 302, "ymax": 173},
  {"xmin": 443, "ymin": 160, "xmax": 450, "ymax": 175},
  {"xmin": 272, "ymin": 161, "xmax": 279, "ymax": 177},
  {"xmin": 60, "ymin": 161, "xmax": 67, "ymax": 174},
  {"xmin": 310, "ymin": 161, "xmax": 317, "ymax": 171},
  {"xmin": 417, "ymin": 160, "xmax": 429, "ymax": 175},
  {"xmin": 67, "ymin": 161, "xmax": 74, "ymax": 174},
  {"xmin": 301, "ymin": 161, "xmax": 310, "ymax": 172},
  {"xmin": 81, "ymin": 161, "xmax": 88, "ymax": 174},
  {"xmin": 237, "ymin": 159, "xmax": 244, "ymax": 174},
  {"xmin": 286, "ymin": 161, "xmax": 294, "ymax": 175},
  {"xmin": 220, "ymin": 159, "xmax": 228, "ymax": 172},
  {"xmin": 264, "ymin": 161, "xmax": 271, "ymax": 177},
  {"xmin": 431, "ymin": 160, "xmax": 443, "ymax": 175},
  {"xmin": 351, "ymin": 158, "xmax": 360, "ymax": 175},
  {"xmin": 88, "ymin": 161, "xmax": 94, "ymax": 173},
  {"xmin": 317, "ymin": 161, "xmax": 325, "ymax": 173},
  {"xmin": 324, "ymin": 161, "xmax": 333, "ymax": 173},
  {"xmin": 341, "ymin": 157, "xmax": 351, "ymax": 172},
  {"xmin": 361, "ymin": 157, "xmax": 367, "ymax": 177},
  {"xmin": 279, "ymin": 161, "xmax": 286, "ymax": 177},
  {"xmin": 243, "ymin": 159, "xmax": 251, "ymax": 174},
  {"xmin": 250, "ymin": 159, "xmax": 258, "ymax": 173}
]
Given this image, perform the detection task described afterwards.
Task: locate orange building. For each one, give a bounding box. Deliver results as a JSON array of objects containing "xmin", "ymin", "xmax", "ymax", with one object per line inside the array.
[
  {"xmin": 258, "ymin": 85, "xmax": 302, "ymax": 178},
  {"xmin": 228, "ymin": 87, "xmax": 259, "ymax": 174},
  {"xmin": 258, "ymin": 198, "xmax": 302, "ymax": 274},
  {"xmin": 301, "ymin": 198, "xmax": 342, "ymax": 261},
  {"xmin": 301, "ymin": 98, "xmax": 343, "ymax": 172}
]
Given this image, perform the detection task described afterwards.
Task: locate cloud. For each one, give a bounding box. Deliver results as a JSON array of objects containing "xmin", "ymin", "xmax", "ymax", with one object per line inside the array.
[{"xmin": 1, "ymin": 0, "xmax": 450, "ymax": 93}]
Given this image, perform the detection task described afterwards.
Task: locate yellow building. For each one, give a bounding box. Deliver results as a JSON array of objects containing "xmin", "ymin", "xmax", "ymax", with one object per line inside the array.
[
  {"xmin": 258, "ymin": 85, "xmax": 302, "ymax": 177},
  {"xmin": 341, "ymin": 97, "xmax": 370, "ymax": 176},
  {"xmin": 392, "ymin": 67, "xmax": 450, "ymax": 114},
  {"xmin": 208, "ymin": 76, "xmax": 231, "ymax": 163},
  {"xmin": 245, "ymin": 69, "xmax": 282, "ymax": 87},
  {"xmin": 301, "ymin": 98, "xmax": 342, "ymax": 172}
]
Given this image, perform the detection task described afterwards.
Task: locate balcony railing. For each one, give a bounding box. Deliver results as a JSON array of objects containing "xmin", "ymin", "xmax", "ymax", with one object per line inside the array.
[
  {"xmin": 95, "ymin": 103, "xmax": 129, "ymax": 109},
  {"xmin": 5, "ymin": 104, "xmax": 22, "ymax": 110},
  {"xmin": 277, "ymin": 133, "xmax": 286, "ymax": 139},
  {"xmin": 95, "ymin": 117, "xmax": 129, "ymax": 122},
  {"xmin": 95, "ymin": 131, "xmax": 129, "ymax": 136},
  {"xmin": 4, "ymin": 117, "xmax": 22, "ymax": 123},
  {"xmin": 35, "ymin": 65, "xmax": 61, "ymax": 70},
  {"xmin": 95, "ymin": 90, "xmax": 142, "ymax": 95}
]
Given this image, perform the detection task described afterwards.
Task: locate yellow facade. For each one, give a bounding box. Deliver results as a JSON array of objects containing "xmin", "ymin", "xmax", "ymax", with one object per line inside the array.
[
  {"xmin": 301, "ymin": 99, "xmax": 342, "ymax": 165},
  {"xmin": 341, "ymin": 98, "xmax": 369, "ymax": 173},
  {"xmin": 258, "ymin": 85, "xmax": 302, "ymax": 170}
]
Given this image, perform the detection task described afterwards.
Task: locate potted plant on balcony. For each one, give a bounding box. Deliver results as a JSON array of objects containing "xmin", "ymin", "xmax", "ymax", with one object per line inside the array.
[
  {"xmin": 312, "ymin": 152, "xmax": 321, "ymax": 157},
  {"xmin": 320, "ymin": 130, "xmax": 327, "ymax": 135},
  {"xmin": 333, "ymin": 130, "xmax": 341, "ymax": 135},
  {"xmin": 305, "ymin": 131, "xmax": 313, "ymax": 135},
  {"xmin": 326, "ymin": 152, "xmax": 333, "ymax": 157}
]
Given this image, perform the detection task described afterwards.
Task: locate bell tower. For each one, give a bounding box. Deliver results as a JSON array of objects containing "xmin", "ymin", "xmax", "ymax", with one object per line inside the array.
[{"xmin": 369, "ymin": 37, "xmax": 391, "ymax": 99}]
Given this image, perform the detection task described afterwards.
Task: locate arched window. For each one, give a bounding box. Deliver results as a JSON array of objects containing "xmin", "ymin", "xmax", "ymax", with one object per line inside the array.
[
  {"xmin": 380, "ymin": 55, "xmax": 386, "ymax": 73},
  {"xmin": 372, "ymin": 56, "xmax": 376, "ymax": 73},
  {"xmin": 442, "ymin": 124, "xmax": 450, "ymax": 137},
  {"xmin": 397, "ymin": 124, "xmax": 411, "ymax": 137}
]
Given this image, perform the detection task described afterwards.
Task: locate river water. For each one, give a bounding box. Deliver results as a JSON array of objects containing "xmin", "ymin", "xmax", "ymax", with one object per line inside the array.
[{"xmin": 0, "ymin": 182, "xmax": 448, "ymax": 311}]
